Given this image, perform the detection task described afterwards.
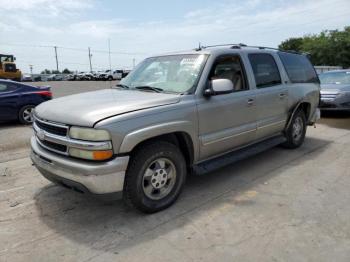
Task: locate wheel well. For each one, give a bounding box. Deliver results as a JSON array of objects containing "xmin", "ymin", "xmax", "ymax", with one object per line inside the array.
[
  {"xmin": 129, "ymin": 132, "xmax": 194, "ymax": 168},
  {"xmin": 299, "ymin": 102, "xmax": 311, "ymax": 120}
]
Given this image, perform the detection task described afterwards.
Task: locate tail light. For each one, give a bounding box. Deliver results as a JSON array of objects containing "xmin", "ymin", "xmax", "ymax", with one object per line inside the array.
[{"xmin": 34, "ymin": 91, "xmax": 53, "ymax": 98}]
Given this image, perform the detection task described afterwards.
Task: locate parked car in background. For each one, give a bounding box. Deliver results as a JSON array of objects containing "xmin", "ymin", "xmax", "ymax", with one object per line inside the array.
[
  {"xmin": 122, "ymin": 69, "xmax": 131, "ymax": 78},
  {"xmin": 0, "ymin": 80, "xmax": 52, "ymax": 124},
  {"xmin": 31, "ymin": 45, "xmax": 320, "ymax": 213},
  {"xmin": 98, "ymin": 70, "xmax": 113, "ymax": 81},
  {"xmin": 47, "ymin": 74, "xmax": 63, "ymax": 81},
  {"xmin": 22, "ymin": 74, "xmax": 33, "ymax": 82},
  {"xmin": 76, "ymin": 72, "xmax": 86, "ymax": 81},
  {"xmin": 319, "ymin": 70, "xmax": 350, "ymax": 111},
  {"xmin": 82, "ymin": 72, "xmax": 95, "ymax": 81},
  {"xmin": 33, "ymin": 75, "xmax": 42, "ymax": 82},
  {"xmin": 67, "ymin": 74, "xmax": 77, "ymax": 81}
]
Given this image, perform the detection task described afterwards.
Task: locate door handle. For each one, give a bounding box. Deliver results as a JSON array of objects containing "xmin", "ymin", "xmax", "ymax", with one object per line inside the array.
[
  {"xmin": 247, "ymin": 98, "xmax": 254, "ymax": 106},
  {"xmin": 279, "ymin": 93, "xmax": 287, "ymax": 99}
]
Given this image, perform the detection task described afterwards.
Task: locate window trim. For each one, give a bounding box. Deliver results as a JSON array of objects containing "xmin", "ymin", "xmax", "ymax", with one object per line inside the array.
[
  {"xmin": 208, "ymin": 54, "xmax": 250, "ymax": 93},
  {"xmin": 248, "ymin": 53, "xmax": 282, "ymax": 89}
]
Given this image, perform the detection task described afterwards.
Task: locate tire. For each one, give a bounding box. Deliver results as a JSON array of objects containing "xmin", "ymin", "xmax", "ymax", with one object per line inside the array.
[
  {"xmin": 282, "ymin": 109, "xmax": 307, "ymax": 149},
  {"xmin": 18, "ymin": 105, "xmax": 35, "ymax": 125},
  {"xmin": 108, "ymin": 76, "xmax": 113, "ymax": 81},
  {"xmin": 124, "ymin": 141, "xmax": 187, "ymax": 213}
]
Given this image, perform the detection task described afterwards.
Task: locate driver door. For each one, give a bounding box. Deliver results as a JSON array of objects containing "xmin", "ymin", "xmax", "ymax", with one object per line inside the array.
[
  {"xmin": 0, "ymin": 82, "xmax": 20, "ymax": 121},
  {"xmin": 196, "ymin": 55, "xmax": 257, "ymax": 161}
]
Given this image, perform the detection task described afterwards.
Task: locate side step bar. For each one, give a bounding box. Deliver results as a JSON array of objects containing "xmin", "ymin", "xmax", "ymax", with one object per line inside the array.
[{"xmin": 193, "ymin": 135, "xmax": 287, "ymax": 176}]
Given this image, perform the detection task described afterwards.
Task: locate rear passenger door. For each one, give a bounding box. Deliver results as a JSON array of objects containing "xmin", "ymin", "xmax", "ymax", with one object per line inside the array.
[{"xmin": 248, "ymin": 53, "xmax": 288, "ymax": 140}]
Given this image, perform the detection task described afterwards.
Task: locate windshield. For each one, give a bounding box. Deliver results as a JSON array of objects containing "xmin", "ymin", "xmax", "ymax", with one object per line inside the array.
[
  {"xmin": 119, "ymin": 54, "xmax": 208, "ymax": 93},
  {"xmin": 319, "ymin": 71, "xmax": 350, "ymax": 85}
]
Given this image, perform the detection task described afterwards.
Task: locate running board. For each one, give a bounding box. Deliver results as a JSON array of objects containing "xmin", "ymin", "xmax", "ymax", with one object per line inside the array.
[{"xmin": 193, "ymin": 135, "xmax": 287, "ymax": 175}]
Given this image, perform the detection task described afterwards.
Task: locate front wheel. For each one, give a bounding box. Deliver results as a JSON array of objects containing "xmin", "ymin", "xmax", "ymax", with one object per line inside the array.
[
  {"xmin": 124, "ymin": 141, "xmax": 187, "ymax": 213},
  {"xmin": 282, "ymin": 109, "xmax": 307, "ymax": 149}
]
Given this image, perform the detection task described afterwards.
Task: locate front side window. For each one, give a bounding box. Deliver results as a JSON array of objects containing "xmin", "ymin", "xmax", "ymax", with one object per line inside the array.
[
  {"xmin": 319, "ymin": 71, "xmax": 350, "ymax": 85},
  {"xmin": 209, "ymin": 55, "xmax": 247, "ymax": 91},
  {"xmin": 120, "ymin": 54, "xmax": 208, "ymax": 94},
  {"xmin": 278, "ymin": 52, "xmax": 318, "ymax": 83},
  {"xmin": 249, "ymin": 54, "xmax": 281, "ymax": 88}
]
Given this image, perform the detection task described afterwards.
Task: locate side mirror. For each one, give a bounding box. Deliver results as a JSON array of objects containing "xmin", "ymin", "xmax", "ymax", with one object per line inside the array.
[{"xmin": 204, "ymin": 79, "xmax": 234, "ymax": 97}]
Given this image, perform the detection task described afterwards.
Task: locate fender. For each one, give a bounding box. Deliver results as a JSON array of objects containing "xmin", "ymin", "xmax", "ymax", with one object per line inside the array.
[
  {"xmin": 119, "ymin": 120, "xmax": 198, "ymax": 159},
  {"xmin": 285, "ymin": 100, "xmax": 304, "ymax": 131}
]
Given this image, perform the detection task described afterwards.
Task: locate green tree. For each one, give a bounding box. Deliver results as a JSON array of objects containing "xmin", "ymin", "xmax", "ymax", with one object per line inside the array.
[
  {"xmin": 278, "ymin": 26, "xmax": 350, "ymax": 67},
  {"xmin": 41, "ymin": 69, "xmax": 51, "ymax": 74},
  {"xmin": 279, "ymin": 37, "xmax": 303, "ymax": 52},
  {"xmin": 62, "ymin": 68, "xmax": 72, "ymax": 74}
]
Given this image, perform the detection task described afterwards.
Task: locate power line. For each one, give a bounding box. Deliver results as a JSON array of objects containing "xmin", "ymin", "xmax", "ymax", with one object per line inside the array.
[{"xmin": 0, "ymin": 42, "xmax": 147, "ymax": 55}]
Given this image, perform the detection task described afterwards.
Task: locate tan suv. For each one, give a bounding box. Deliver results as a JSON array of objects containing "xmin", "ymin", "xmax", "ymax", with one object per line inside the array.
[{"xmin": 31, "ymin": 44, "xmax": 320, "ymax": 213}]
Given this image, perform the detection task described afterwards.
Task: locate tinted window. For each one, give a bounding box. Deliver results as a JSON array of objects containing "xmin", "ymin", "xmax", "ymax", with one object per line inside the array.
[
  {"xmin": 278, "ymin": 52, "xmax": 318, "ymax": 83},
  {"xmin": 248, "ymin": 54, "xmax": 281, "ymax": 88},
  {"xmin": 210, "ymin": 55, "xmax": 247, "ymax": 91}
]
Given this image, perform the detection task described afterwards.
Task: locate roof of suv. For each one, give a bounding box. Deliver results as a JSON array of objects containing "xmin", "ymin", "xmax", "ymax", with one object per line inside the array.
[{"xmin": 155, "ymin": 44, "xmax": 304, "ymax": 57}]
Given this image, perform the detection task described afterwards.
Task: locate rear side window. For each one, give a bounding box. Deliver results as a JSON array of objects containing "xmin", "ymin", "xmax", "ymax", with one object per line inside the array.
[
  {"xmin": 248, "ymin": 54, "xmax": 281, "ymax": 88},
  {"xmin": 278, "ymin": 52, "xmax": 318, "ymax": 83}
]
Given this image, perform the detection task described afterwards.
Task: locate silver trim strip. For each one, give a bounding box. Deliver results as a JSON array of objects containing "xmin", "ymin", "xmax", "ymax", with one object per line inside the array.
[
  {"xmin": 202, "ymin": 129, "xmax": 256, "ymax": 146},
  {"xmin": 33, "ymin": 115, "xmax": 69, "ymax": 131},
  {"xmin": 33, "ymin": 122, "xmax": 112, "ymax": 151},
  {"xmin": 36, "ymin": 137, "xmax": 69, "ymax": 156},
  {"xmin": 257, "ymin": 120, "xmax": 286, "ymax": 130}
]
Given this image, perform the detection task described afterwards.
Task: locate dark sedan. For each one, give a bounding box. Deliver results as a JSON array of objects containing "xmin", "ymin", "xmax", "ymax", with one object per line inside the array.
[
  {"xmin": 0, "ymin": 80, "xmax": 52, "ymax": 124},
  {"xmin": 319, "ymin": 70, "xmax": 350, "ymax": 111}
]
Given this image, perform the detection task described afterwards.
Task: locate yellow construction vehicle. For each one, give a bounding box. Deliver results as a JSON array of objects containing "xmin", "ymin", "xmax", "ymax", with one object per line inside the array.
[{"xmin": 0, "ymin": 54, "xmax": 22, "ymax": 81}]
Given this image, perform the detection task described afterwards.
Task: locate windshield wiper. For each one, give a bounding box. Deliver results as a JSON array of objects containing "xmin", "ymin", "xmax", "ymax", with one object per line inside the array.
[
  {"xmin": 134, "ymin": 85, "xmax": 164, "ymax": 93},
  {"xmin": 116, "ymin": 84, "xmax": 130, "ymax": 89}
]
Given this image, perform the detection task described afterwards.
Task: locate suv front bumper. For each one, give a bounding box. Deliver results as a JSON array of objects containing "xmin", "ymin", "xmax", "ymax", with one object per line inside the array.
[{"xmin": 30, "ymin": 137, "xmax": 129, "ymax": 195}]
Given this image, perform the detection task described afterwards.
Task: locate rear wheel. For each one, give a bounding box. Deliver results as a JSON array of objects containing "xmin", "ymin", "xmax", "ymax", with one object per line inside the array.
[
  {"xmin": 124, "ymin": 141, "xmax": 186, "ymax": 213},
  {"xmin": 19, "ymin": 105, "xmax": 35, "ymax": 125},
  {"xmin": 282, "ymin": 109, "xmax": 307, "ymax": 149},
  {"xmin": 108, "ymin": 76, "xmax": 113, "ymax": 81}
]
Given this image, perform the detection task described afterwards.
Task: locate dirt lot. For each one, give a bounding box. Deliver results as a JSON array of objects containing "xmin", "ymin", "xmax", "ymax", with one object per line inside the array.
[{"xmin": 1, "ymin": 82, "xmax": 350, "ymax": 262}]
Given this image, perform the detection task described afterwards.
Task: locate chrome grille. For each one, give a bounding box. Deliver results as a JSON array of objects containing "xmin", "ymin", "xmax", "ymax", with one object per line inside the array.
[
  {"xmin": 33, "ymin": 116, "xmax": 113, "ymax": 157},
  {"xmin": 33, "ymin": 116, "xmax": 69, "ymax": 155},
  {"xmin": 320, "ymin": 92, "xmax": 338, "ymax": 101},
  {"xmin": 35, "ymin": 119, "xmax": 68, "ymax": 136}
]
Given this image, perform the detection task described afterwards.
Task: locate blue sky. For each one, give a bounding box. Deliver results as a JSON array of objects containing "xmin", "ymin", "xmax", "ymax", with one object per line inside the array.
[{"xmin": 0, "ymin": 0, "xmax": 349, "ymax": 73}]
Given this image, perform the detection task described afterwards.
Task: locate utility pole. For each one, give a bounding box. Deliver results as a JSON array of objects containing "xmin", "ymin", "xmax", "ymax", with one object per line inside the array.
[
  {"xmin": 108, "ymin": 39, "xmax": 112, "ymax": 87},
  {"xmin": 54, "ymin": 46, "xmax": 59, "ymax": 72},
  {"xmin": 29, "ymin": 65, "xmax": 33, "ymax": 76},
  {"xmin": 88, "ymin": 47, "xmax": 93, "ymax": 72},
  {"xmin": 133, "ymin": 58, "xmax": 136, "ymax": 69},
  {"xmin": 108, "ymin": 39, "xmax": 112, "ymax": 73}
]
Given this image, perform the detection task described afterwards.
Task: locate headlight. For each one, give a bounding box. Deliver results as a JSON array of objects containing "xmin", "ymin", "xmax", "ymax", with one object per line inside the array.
[
  {"xmin": 69, "ymin": 127, "xmax": 111, "ymax": 141},
  {"xmin": 69, "ymin": 148, "xmax": 113, "ymax": 161}
]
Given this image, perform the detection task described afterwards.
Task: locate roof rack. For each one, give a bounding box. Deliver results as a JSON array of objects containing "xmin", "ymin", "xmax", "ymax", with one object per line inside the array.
[{"xmin": 195, "ymin": 43, "xmax": 303, "ymax": 55}]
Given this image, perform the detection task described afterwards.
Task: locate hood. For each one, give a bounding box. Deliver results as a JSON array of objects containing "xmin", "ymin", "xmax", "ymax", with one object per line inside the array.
[
  {"xmin": 35, "ymin": 89, "xmax": 181, "ymax": 127},
  {"xmin": 321, "ymin": 84, "xmax": 350, "ymax": 93}
]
